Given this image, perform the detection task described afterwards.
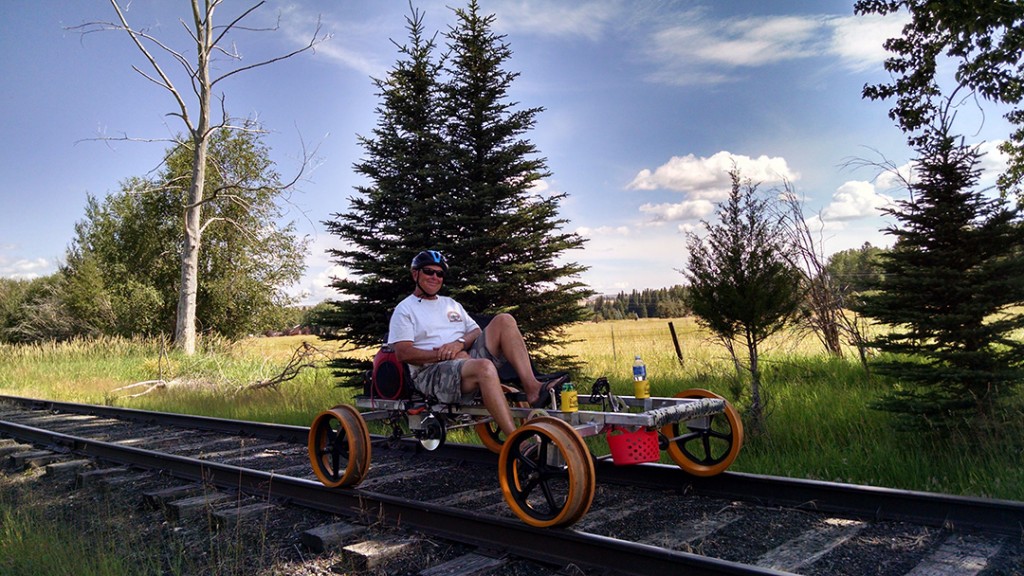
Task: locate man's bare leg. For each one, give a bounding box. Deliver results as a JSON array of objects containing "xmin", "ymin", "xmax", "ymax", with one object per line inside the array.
[
  {"xmin": 483, "ymin": 313, "xmax": 546, "ymax": 404},
  {"xmin": 461, "ymin": 358, "xmax": 516, "ymax": 436}
]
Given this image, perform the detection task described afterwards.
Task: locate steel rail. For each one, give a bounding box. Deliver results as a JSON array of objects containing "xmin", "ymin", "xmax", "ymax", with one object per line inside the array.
[
  {"xmin": 0, "ymin": 394, "xmax": 308, "ymax": 444},
  {"xmin": 436, "ymin": 441, "xmax": 1024, "ymax": 537},
  {"xmin": 0, "ymin": 417, "xmax": 785, "ymax": 576},
  {"xmin": 4, "ymin": 394, "xmax": 1022, "ymax": 536}
]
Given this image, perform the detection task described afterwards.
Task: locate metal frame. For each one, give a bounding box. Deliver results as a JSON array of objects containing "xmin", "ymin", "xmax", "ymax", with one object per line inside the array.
[{"xmin": 353, "ymin": 384, "xmax": 726, "ymax": 441}]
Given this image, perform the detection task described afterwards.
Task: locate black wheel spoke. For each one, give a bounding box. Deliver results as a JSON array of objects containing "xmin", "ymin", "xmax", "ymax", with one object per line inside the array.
[{"xmin": 708, "ymin": 429, "xmax": 733, "ymax": 442}]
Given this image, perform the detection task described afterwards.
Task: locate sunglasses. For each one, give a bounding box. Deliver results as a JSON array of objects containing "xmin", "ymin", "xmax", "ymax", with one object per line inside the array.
[{"xmin": 419, "ymin": 268, "xmax": 445, "ymax": 278}]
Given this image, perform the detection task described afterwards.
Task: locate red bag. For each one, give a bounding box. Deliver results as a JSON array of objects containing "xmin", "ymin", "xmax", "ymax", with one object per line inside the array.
[{"xmin": 372, "ymin": 345, "xmax": 412, "ymax": 400}]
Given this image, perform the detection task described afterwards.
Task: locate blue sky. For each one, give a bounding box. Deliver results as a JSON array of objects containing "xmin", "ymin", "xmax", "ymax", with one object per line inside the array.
[{"xmin": 0, "ymin": 1, "xmax": 1012, "ymax": 304}]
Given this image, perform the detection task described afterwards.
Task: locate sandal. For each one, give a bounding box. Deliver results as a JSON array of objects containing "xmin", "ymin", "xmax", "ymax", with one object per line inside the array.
[{"xmin": 530, "ymin": 374, "xmax": 569, "ymax": 408}]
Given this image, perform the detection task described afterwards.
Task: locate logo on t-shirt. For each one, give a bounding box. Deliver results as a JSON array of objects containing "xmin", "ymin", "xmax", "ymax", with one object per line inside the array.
[{"xmin": 447, "ymin": 311, "xmax": 462, "ymax": 323}]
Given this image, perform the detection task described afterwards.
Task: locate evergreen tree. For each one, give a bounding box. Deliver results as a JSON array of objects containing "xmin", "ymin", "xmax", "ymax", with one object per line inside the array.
[
  {"xmin": 584, "ymin": 287, "xmax": 690, "ymax": 320},
  {"xmin": 323, "ymin": 2, "xmax": 589, "ymax": 365},
  {"xmin": 322, "ymin": 7, "xmax": 448, "ymax": 347},
  {"xmin": 685, "ymin": 170, "xmax": 803, "ymax": 432},
  {"xmin": 855, "ymin": 115, "xmax": 1024, "ymax": 427},
  {"xmin": 438, "ymin": 0, "xmax": 590, "ymax": 354}
]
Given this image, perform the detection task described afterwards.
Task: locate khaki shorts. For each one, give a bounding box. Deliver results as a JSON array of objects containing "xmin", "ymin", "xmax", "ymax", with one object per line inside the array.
[{"xmin": 411, "ymin": 332, "xmax": 507, "ymax": 404}]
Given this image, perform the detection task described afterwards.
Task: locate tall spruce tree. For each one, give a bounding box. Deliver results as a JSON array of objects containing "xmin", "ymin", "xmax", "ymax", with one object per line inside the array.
[
  {"xmin": 438, "ymin": 0, "xmax": 590, "ymax": 354},
  {"xmin": 856, "ymin": 113, "xmax": 1024, "ymax": 427},
  {"xmin": 322, "ymin": 7, "xmax": 448, "ymax": 347},
  {"xmin": 323, "ymin": 2, "xmax": 589, "ymax": 363}
]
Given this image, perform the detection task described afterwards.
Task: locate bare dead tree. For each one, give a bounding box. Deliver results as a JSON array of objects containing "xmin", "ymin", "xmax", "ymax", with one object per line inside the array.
[
  {"xmin": 72, "ymin": 0, "xmax": 329, "ymax": 354},
  {"xmin": 777, "ymin": 181, "xmax": 871, "ymax": 366}
]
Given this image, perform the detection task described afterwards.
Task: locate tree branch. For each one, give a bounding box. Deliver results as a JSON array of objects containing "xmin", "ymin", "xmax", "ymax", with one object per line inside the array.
[
  {"xmin": 242, "ymin": 341, "xmax": 333, "ymax": 391},
  {"xmin": 212, "ymin": 18, "xmax": 329, "ymax": 88},
  {"xmin": 106, "ymin": 0, "xmax": 194, "ymax": 131}
]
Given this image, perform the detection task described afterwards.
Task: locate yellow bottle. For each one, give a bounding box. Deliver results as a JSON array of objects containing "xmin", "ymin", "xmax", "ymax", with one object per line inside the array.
[{"xmin": 632, "ymin": 355, "xmax": 649, "ymax": 399}]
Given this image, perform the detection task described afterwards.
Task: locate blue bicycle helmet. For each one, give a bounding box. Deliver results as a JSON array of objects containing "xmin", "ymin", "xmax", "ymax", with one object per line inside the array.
[{"xmin": 411, "ymin": 250, "xmax": 448, "ymax": 272}]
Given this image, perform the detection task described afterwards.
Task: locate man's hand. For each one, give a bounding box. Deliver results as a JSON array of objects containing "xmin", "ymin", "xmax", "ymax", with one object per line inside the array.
[{"xmin": 435, "ymin": 341, "xmax": 467, "ymax": 361}]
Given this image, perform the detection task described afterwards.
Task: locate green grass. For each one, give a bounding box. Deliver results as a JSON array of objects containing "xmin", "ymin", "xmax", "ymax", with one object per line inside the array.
[
  {"xmin": 0, "ymin": 466, "xmax": 289, "ymax": 576},
  {"xmin": 0, "ymin": 478, "xmax": 164, "ymax": 576},
  {"xmin": 1, "ymin": 321, "xmax": 1022, "ymax": 502}
]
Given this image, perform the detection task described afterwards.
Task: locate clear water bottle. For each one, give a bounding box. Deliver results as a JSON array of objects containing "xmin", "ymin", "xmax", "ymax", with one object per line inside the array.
[{"xmin": 633, "ymin": 355, "xmax": 649, "ymax": 398}]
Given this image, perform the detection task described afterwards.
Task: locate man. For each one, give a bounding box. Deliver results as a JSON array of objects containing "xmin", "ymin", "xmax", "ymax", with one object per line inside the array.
[{"xmin": 387, "ymin": 250, "xmax": 565, "ymax": 437}]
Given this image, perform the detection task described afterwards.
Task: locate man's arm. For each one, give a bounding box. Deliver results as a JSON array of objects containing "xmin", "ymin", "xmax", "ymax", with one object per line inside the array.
[
  {"xmin": 393, "ymin": 339, "xmax": 469, "ymax": 365},
  {"xmin": 392, "ymin": 341, "xmax": 431, "ymax": 364},
  {"xmin": 461, "ymin": 327, "xmax": 481, "ymax": 350}
]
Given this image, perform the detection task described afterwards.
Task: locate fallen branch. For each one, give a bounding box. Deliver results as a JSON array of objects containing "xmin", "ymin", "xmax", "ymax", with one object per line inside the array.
[
  {"xmin": 244, "ymin": 341, "xmax": 334, "ymax": 391},
  {"xmin": 110, "ymin": 379, "xmax": 169, "ymax": 398}
]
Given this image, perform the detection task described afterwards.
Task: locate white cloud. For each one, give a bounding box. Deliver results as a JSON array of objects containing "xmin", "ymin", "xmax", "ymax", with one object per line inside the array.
[
  {"xmin": 805, "ymin": 214, "xmax": 846, "ymax": 233},
  {"xmin": 874, "ymin": 163, "xmax": 913, "ymax": 191},
  {"xmin": 576, "ymin": 225, "xmax": 631, "ymax": 238},
  {"xmin": 648, "ymin": 14, "xmax": 823, "ymax": 72},
  {"xmin": 0, "ymin": 256, "xmax": 52, "ymax": 280},
  {"xmin": 642, "ymin": 11, "xmax": 907, "ymax": 85},
  {"xmin": 528, "ymin": 178, "xmax": 565, "ymax": 201},
  {"xmin": 292, "ymin": 263, "xmax": 351, "ymax": 306},
  {"xmin": 574, "ymin": 226, "xmax": 690, "ymax": 293},
  {"xmin": 494, "ymin": 1, "xmax": 621, "ymax": 41},
  {"xmin": 828, "ymin": 13, "xmax": 909, "ymax": 71},
  {"xmin": 701, "ymin": 16, "xmax": 823, "ymax": 67},
  {"xmin": 639, "ymin": 200, "xmax": 715, "ymax": 223},
  {"xmin": 820, "ymin": 180, "xmax": 894, "ymax": 221},
  {"xmin": 676, "ymin": 222, "xmax": 699, "ymax": 234},
  {"xmin": 312, "ymin": 42, "xmax": 384, "ymax": 77},
  {"xmin": 977, "ymin": 140, "xmax": 1009, "ymax": 183},
  {"xmin": 277, "ymin": 4, "xmax": 384, "ymax": 76},
  {"xmin": 286, "ymin": 234, "xmax": 352, "ymax": 306},
  {"xmin": 627, "ymin": 151, "xmax": 799, "ymax": 200}
]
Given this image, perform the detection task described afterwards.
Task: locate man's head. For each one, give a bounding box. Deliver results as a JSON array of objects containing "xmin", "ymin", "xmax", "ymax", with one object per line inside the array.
[
  {"xmin": 411, "ymin": 250, "xmax": 448, "ymax": 273},
  {"xmin": 411, "ymin": 250, "xmax": 447, "ymax": 298}
]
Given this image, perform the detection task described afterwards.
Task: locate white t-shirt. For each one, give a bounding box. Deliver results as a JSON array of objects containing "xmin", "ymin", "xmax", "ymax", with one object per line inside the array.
[{"xmin": 387, "ymin": 294, "xmax": 480, "ymax": 353}]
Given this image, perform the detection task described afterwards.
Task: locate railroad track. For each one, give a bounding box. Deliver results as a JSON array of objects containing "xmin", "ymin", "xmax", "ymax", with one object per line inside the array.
[{"xmin": 0, "ymin": 394, "xmax": 1021, "ymax": 575}]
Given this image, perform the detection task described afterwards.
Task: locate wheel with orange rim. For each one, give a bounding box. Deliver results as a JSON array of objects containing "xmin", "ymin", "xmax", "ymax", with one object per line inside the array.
[
  {"xmin": 308, "ymin": 404, "xmax": 372, "ymax": 488},
  {"xmin": 544, "ymin": 417, "xmax": 596, "ymax": 526},
  {"xmin": 498, "ymin": 417, "xmax": 595, "ymax": 528},
  {"xmin": 660, "ymin": 389, "xmax": 743, "ymax": 477}
]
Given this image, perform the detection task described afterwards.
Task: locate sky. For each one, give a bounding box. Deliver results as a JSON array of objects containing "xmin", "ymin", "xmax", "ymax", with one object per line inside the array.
[{"xmin": 0, "ymin": 1, "xmax": 1013, "ymax": 304}]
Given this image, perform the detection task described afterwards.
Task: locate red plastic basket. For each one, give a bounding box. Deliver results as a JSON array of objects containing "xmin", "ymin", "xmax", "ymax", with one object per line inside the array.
[{"xmin": 606, "ymin": 426, "xmax": 660, "ymax": 465}]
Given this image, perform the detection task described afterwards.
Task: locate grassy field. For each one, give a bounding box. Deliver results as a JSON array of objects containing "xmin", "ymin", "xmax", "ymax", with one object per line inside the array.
[{"xmin": 1, "ymin": 319, "xmax": 1022, "ymax": 502}]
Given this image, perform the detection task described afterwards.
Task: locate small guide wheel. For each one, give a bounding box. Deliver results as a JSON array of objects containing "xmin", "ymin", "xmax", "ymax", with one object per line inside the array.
[
  {"xmin": 417, "ymin": 413, "xmax": 446, "ymax": 451},
  {"xmin": 498, "ymin": 416, "xmax": 595, "ymax": 528},
  {"xmin": 660, "ymin": 389, "xmax": 744, "ymax": 477},
  {"xmin": 308, "ymin": 404, "xmax": 372, "ymax": 488}
]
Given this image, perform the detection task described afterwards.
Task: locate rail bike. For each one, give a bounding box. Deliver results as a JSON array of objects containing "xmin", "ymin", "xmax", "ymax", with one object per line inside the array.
[{"xmin": 307, "ymin": 376, "xmax": 743, "ymax": 528}]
